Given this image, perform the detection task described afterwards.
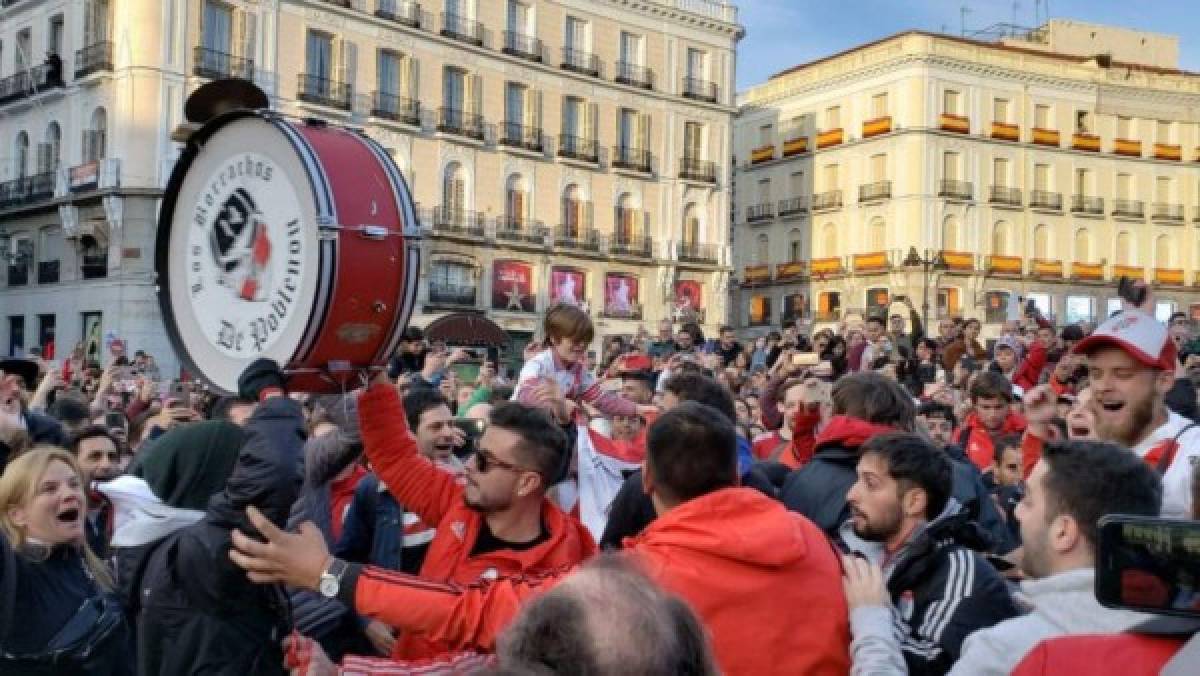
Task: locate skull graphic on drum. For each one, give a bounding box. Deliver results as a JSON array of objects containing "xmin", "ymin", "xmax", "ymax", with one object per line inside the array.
[{"xmin": 211, "ymin": 187, "xmax": 273, "ymax": 302}]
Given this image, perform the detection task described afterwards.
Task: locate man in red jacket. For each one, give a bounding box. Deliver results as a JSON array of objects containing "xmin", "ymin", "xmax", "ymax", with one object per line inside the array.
[
  {"xmin": 232, "ymin": 401, "xmax": 852, "ymax": 675},
  {"xmin": 959, "ymin": 371, "xmax": 1027, "ymax": 470}
]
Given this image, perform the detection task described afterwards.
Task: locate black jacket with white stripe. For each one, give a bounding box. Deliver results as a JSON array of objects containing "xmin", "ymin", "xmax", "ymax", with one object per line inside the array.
[{"xmin": 882, "ymin": 506, "xmax": 1019, "ymax": 676}]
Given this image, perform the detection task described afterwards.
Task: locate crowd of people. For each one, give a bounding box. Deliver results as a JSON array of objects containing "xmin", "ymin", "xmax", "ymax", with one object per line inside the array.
[{"xmin": 1, "ymin": 280, "xmax": 1199, "ymax": 675}]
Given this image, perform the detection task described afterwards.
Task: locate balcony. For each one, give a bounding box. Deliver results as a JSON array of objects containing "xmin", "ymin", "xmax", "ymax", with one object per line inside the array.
[
  {"xmin": 1113, "ymin": 138, "xmax": 1142, "ymax": 157},
  {"xmin": 1113, "ymin": 264, "xmax": 1144, "ymax": 282},
  {"xmin": 676, "ymin": 241, "xmax": 718, "ymax": 264},
  {"xmin": 440, "ymin": 13, "xmax": 484, "ymax": 46},
  {"xmin": 987, "ymin": 255, "xmax": 1023, "ymax": 276},
  {"xmin": 810, "ymin": 257, "xmax": 844, "ymax": 276},
  {"xmin": 776, "ymin": 261, "xmax": 807, "ymax": 280},
  {"xmin": 81, "ymin": 254, "xmax": 108, "ymax": 280},
  {"xmin": 7, "ymin": 265, "xmax": 28, "ymax": 287},
  {"xmin": 502, "ymin": 30, "xmax": 543, "ymax": 62},
  {"xmin": 816, "ymin": 128, "xmax": 843, "ymax": 149},
  {"xmin": 297, "ymin": 74, "xmax": 352, "ymax": 110},
  {"xmin": 678, "ymin": 158, "xmax": 716, "ymax": 183},
  {"xmin": 554, "ymin": 225, "xmax": 602, "ymax": 253},
  {"xmin": 194, "ymin": 46, "xmax": 255, "ymax": 80},
  {"xmin": 938, "ymin": 180, "xmax": 973, "ymax": 200},
  {"xmin": 853, "ymin": 252, "xmax": 889, "ymax": 273},
  {"xmin": 862, "ymin": 116, "xmax": 892, "ymax": 138},
  {"xmin": 1072, "ymin": 262, "xmax": 1104, "ymax": 281},
  {"xmin": 561, "ymin": 47, "xmax": 601, "ymax": 78},
  {"xmin": 1032, "ymin": 259, "xmax": 1063, "ymax": 279},
  {"xmin": 495, "ymin": 219, "xmax": 548, "ymax": 245},
  {"xmin": 746, "ymin": 203, "xmax": 774, "ymax": 223},
  {"xmin": 988, "ymin": 186, "xmax": 1022, "ymax": 206},
  {"xmin": 609, "ymin": 234, "xmax": 653, "ymax": 259},
  {"xmin": 1032, "ymin": 128, "xmax": 1060, "ymax": 147},
  {"xmin": 682, "ymin": 76, "xmax": 717, "ymax": 102},
  {"xmin": 778, "ymin": 196, "xmax": 808, "ymax": 217},
  {"xmin": 376, "ymin": 0, "xmax": 424, "ymax": 27},
  {"xmin": 1113, "ymin": 199, "xmax": 1145, "ymax": 219},
  {"xmin": 1156, "ymin": 268, "xmax": 1185, "ymax": 286},
  {"xmin": 858, "ymin": 180, "xmax": 891, "ymax": 202},
  {"xmin": 1154, "ymin": 143, "xmax": 1182, "ymax": 161},
  {"xmin": 1030, "ymin": 190, "xmax": 1063, "ymax": 211},
  {"xmin": 611, "ymin": 147, "xmax": 652, "ymax": 173},
  {"xmin": 37, "ymin": 260, "xmax": 60, "ymax": 284},
  {"xmin": 0, "ymin": 172, "xmax": 56, "ymax": 209},
  {"xmin": 615, "ymin": 61, "xmax": 654, "ymax": 89},
  {"xmin": 430, "ymin": 207, "xmax": 486, "ymax": 237},
  {"xmin": 371, "ymin": 92, "xmax": 421, "ymax": 126},
  {"xmin": 1152, "ymin": 203, "xmax": 1185, "ymax": 222},
  {"xmin": 940, "ymin": 251, "xmax": 976, "ymax": 272},
  {"xmin": 991, "ymin": 121, "xmax": 1019, "ymax": 141},
  {"xmin": 428, "ymin": 282, "xmax": 478, "ymax": 307},
  {"xmin": 499, "ymin": 122, "xmax": 543, "ymax": 153},
  {"xmin": 0, "ymin": 64, "xmax": 65, "ymax": 107},
  {"xmin": 938, "ymin": 113, "xmax": 969, "ymax": 134},
  {"xmin": 782, "ymin": 135, "xmax": 808, "ymax": 157},
  {"xmin": 742, "ymin": 264, "xmax": 772, "ymax": 286},
  {"xmin": 812, "ymin": 189, "xmax": 843, "ymax": 211},
  {"xmin": 437, "ymin": 108, "xmax": 485, "ymax": 140},
  {"xmin": 557, "ymin": 135, "xmax": 598, "ymax": 163},
  {"xmin": 75, "ymin": 41, "xmax": 113, "ymax": 79},
  {"xmin": 1071, "ymin": 133, "xmax": 1101, "ymax": 152},
  {"xmin": 750, "ymin": 145, "xmax": 775, "ymax": 164},
  {"xmin": 1071, "ymin": 195, "xmax": 1105, "ymax": 215}
]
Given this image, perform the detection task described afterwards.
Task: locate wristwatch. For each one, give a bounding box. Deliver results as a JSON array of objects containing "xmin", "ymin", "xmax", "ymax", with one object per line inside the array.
[{"xmin": 318, "ymin": 558, "xmax": 348, "ymax": 599}]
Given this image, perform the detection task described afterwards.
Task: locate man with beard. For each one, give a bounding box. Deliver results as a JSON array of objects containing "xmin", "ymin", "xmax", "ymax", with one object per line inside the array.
[
  {"xmin": 70, "ymin": 425, "xmax": 122, "ymax": 556},
  {"xmin": 946, "ymin": 440, "xmax": 1162, "ymax": 675},
  {"xmin": 338, "ymin": 378, "xmax": 595, "ymax": 662},
  {"xmin": 842, "ymin": 433, "xmax": 1017, "ymax": 675},
  {"xmin": 1072, "ymin": 305, "xmax": 1200, "ymax": 517}
]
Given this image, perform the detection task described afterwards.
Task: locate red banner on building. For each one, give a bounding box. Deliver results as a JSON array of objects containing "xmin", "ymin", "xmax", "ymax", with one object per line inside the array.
[
  {"xmin": 550, "ymin": 267, "xmax": 586, "ymax": 307},
  {"xmin": 492, "ymin": 260, "xmax": 535, "ymax": 312}
]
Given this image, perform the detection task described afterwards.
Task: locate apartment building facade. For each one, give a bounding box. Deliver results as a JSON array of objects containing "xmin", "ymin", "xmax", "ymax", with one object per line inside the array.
[
  {"xmin": 732, "ymin": 21, "xmax": 1200, "ymax": 336},
  {"xmin": 0, "ymin": 0, "xmax": 741, "ymax": 375}
]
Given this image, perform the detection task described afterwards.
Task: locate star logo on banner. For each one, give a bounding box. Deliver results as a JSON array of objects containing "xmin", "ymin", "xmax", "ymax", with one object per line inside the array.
[{"xmin": 506, "ymin": 282, "xmax": 525, "ymax": 310}]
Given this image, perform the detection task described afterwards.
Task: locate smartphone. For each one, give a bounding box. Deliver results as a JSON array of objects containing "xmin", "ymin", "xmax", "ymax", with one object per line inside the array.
[
  {"xmin": 792, "ymin": 352, "xmax": 820, "ymax": 367},
  {"xmin": 451, "ymin": 418, "xmax": 487, "ymax": 460},
  {"xmin": 104, "ymin": 411, "xmax": 125, "ymax": 429},
  {"xmin": 1096, "ymin": 515, "xmax": 1200, "ymax": 619},
  {"xmin": 1117, "ymin": 276, "xmax": 1148, "ymax": 308}
]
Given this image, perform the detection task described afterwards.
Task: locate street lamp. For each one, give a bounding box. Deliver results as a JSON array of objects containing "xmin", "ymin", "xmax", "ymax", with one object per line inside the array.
[{"xmin": 903, "ymin": 246, "xmax": 946, "ymax": 329}]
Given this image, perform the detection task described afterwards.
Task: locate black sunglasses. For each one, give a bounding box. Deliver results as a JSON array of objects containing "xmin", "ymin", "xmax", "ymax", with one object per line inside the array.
[{"xmin": 472, "ymin": 449, "xmax": 536, "ymax": 475}]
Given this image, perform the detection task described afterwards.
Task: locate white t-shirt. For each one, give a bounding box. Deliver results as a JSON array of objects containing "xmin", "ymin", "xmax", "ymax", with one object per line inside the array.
[{"xmin": 1132, "ymin": 410, "xmax": 1200, "ymax": 518}]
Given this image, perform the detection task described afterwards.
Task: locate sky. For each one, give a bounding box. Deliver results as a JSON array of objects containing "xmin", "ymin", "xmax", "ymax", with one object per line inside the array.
[{"xmin": 736, "ymin": 0, "xmax": 1200, "ymax": 92}]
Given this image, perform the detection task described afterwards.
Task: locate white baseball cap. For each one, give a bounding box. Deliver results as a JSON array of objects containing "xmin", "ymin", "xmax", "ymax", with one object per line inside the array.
[{"xmin": 1073, "ymin": 310, "xmax": 1177, "ymax": 371}]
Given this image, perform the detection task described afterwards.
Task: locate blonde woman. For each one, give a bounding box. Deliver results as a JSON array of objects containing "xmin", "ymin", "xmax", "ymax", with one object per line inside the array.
[{"xmin": 0, "ymin": 446, "xmax": 133, "ymax": 674}]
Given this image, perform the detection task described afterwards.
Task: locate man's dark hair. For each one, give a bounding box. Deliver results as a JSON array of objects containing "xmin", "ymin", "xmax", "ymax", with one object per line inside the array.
[
  {"xmin": 49, "ymin": 395, "xmax": 91, "ymax": 425},
  {"xmin": 993, "ymin": 434, "xmax": 1022, "ymax": 465},
  {"xmin": 662, "ymin": 373, "xmax": 735, "ymax": 423},
  {"xmin": 646, "ymin": 402, "xmax": 737, "ymax": 504},
  {"xmin": 918, "ymin": 338, "xmax": 939, "ymax": 352},
  {"xmin": 403, "ymin": 387, "xmax": 449, "ymax": 429},
  {"xmin": 497, "ymin": 553, "xmax": 717, "ymax": 676},
  {"xmin": 1040, "ymin": 440, "xmax": 1162, "ymax": 550},
  {"xmin": 861, "ymin": 433, "xmax": 953, "ymax": 520},
  {"xmin": 831, "ymin": 372, "xmax": 915, "ymax": 431},
  {"xmin": 916, "ymin": 401, "xmax": 957, "ymax": 428},
  {"xmin": 970, "ymin": 371, "xmax": 1013, "ymax": 403},
  {"xmin": 488, "ymin": 402, "xmax": 569, "ymax": 482},
  {"xmin": 210, "ymin": 395, "xmax": 255, "ymax": 421},
  {"xmin": 1060, "ymin": 324, "xmax": 1085, "ymax": 343},
  {"xmin": 70, "ymin": 425, "xmax": 120, "ymax": 455}
]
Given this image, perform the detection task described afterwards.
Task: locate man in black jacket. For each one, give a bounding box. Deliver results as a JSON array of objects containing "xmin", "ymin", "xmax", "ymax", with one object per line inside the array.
[
  {"xmin": 136, "ymin": 359, "xmax": 305, "ymax": 675},
  {"xmin": 780, "ymin": 372, "xmax": 915, "ymax": 536},
  {"xmin": 843, "ymin": 433, "xmax": 1018, "ymax": 676}
]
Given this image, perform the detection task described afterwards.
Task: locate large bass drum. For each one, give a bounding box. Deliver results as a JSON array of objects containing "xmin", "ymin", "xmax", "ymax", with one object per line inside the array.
[{"xmin": 156, "ymin": 110, "xmax": 420, "ymax": 394}]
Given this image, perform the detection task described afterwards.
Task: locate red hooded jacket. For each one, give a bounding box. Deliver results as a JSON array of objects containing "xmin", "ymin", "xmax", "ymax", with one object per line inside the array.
[
  {"xmin": 348, "ymin": 488, "xmax": 851, "ymax": 675},
  {"xmin": 358, "ymin": 384, "xmax": 596, "ymax": 661},
  {"xmin": 958, "ymin": 411, "xmax": 1027, "ymax": 470}
]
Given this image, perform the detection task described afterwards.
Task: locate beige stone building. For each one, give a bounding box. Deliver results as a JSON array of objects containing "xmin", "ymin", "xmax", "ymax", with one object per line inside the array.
[
  {"xmin": 732, "ymin": 20, "xmax": 1200, "ymax": 338},
  {"xmin": 0, "ymin": 0, "xmax": 741, "ymax": 375}
]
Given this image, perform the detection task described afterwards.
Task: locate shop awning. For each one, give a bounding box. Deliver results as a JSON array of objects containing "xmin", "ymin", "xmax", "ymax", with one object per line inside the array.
[{"xmin": 424, "ymin": 312, "xmax": 512, "ymax": 348}]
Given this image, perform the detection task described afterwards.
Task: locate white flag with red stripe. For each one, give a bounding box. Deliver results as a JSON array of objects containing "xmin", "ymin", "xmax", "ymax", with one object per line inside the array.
[{"xmin": 576, "ymin": 426, "xmax": 642, "ymax": 542}]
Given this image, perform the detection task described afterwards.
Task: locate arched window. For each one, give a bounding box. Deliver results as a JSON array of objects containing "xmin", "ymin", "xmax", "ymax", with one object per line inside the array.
[
  {"xmin": 1033, "ymin": 224, "xmax": 1050, "ymax": 259},
  {"xmin": 14, "ymin": 132, "xmax": 29, "ymax": 178},
  {"xmin": 505, "ymin": 174, "xmax": 527, "ymax": 227},
  {"xmin": 43, "ymin": 122, "xmax": 61, "ymax": 172},
  {"xmin": 788, "ymin": 227, "xmax": 802, "ymax": 262},
  {"xmin": 756, "ymin": 233, "xmax": 769, "ymax": 264},
  {"xmin": 942, "ymin": 215, "xmax": 958, "ymax": 250},
  {"xmin": 822, "ymin": 222, "xmax": 837, "ymax": 257},
  {"xmin": 992, "ymin": 221, "xmax": 1011, "ymax": 256},
  {"xmin": 86, "ymin": 107, "xmax": 107, "ymax": 162},
  {"xmin": 867, "ymin": 217, "xmax": 886, "ymax": 251},
  {"xmin": 615, "ymin": 192, "xmax": 635, "ymax": 243},
  {"xmin": 682, "ymin": 203, "xmax": 699, "ymax": 244},
  {"xmin": 1155, "ymin": 234, "xmax": 1173, "ymax": 268},
  {"xmin": 442, "ymin": 162, "xmax": 465, "ymax": 220},
  {"xmin": 1075, "ymin": 228, "xmax": 1090, "ymax": 263},
  {"xmin": 1116, "ymin": 232, "xmax": 1133, "ymax": 265},
  {"xmin": 563, "ymin": 184, "xmax": 583, "ymax": 235}
]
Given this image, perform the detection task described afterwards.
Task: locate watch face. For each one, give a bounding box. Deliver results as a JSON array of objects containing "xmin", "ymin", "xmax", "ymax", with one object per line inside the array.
[{"xmin": 319, "ymin": 574, "xmax": 339, "ymax": 598}]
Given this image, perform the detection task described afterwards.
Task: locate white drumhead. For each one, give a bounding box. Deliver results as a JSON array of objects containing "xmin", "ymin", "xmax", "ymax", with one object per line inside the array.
[{"xmin": 164, "ymin": 116, "xmax": 322, "ymax": 393}]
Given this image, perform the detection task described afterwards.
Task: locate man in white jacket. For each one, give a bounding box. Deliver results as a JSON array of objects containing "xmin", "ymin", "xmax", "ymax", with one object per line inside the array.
[{"xmin": 948, "ymin": 439, "xmax": 1163, "ymax": 675}]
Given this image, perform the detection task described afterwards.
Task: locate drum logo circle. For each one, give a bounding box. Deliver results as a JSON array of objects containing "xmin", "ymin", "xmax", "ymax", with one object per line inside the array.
[{"xmin": 185, "ymin": 152, "xmax": 306, "ymax": 358}]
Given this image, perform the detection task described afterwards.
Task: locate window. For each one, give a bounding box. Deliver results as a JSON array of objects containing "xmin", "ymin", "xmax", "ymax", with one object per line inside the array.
[
  {"xmin": 204, "ymin": 1, "xmax": 234, "ymax": 53},
  {"xmin": 942, "ymin": 151, "xmax": 959, "ymax": 180},
  {"xmin": 1027, "ymin": 293, "xmax": 1052, "ymax": 317},
  {"xmin": 992, "ymin": 221, "xmax": 1011, "ymax": 256},
  {"xmin": 619, "ymin": 31, "xmax": 642, "ymax": 66},
  {"xmin": 755, "ymin": 234, "xmax": 769, "ymax": 264},
  {"xmin": 869, "ymin": 154, "xmax": 886, "ymax": 182},
  {"xmin": 1075, "ymin": 168, "xmax": 1090, "ymax": 196},
  {"xmin": 871, "ymin": 92, "xmax": 888, "ymax": 118},
  {"xmin": 14, "ymin": 132, "xmax": 29, "ymax": 179},
  {"xmin": 84, "ymin": 0, "xmax": 111, "ymax": 45},
  {"xmin": 8, "ymin": 316, "xmax": 25, "ymax": 358},
  {"xmin": 1065, "ymin": 296, "xmax": 1095, "ymax": 325},
  {"xmin": 443, "ymin": 66, "xmax": 467, "ymax": 112},
  {"xmin": 682, "ymin": 204, "xmax": 700, "ymax": 244},
  {"xmin": 985, "ymin": 291, "xmax": 1011, "ymax": 324},
  {"xmin": 825, "ymin": 105, "xmax": 841, "ymax": 128},
  {"xmin": 84, "ymin": 107, "xmax": 107, "ymax": 162},
  {"xmin": 429, "ymin": 260, "xmax": 477, "ymax": 306},
  {"xmin": 563, "ymin": 185, "xmax": 584, "ymax": 234},
  {"xmin": 1034, "ymin": 103, "xmax": 1051, "ymax": 129},
  {"xmin": 993, "ymin": 98, "xmax": 1009, "ymax": 123},
  {"xmin": 1075, "ymin": 110, "xmax": 1092, "ymax": 133},
  {"xmin": 789, "ymin": 171, "xmax": 805, "ymax": 196},
  {"xmin": 1157, "ymin": 120, "xmax": 1172, "ymax": 144},
  {"xmin": 1156, "ymin": 234, "xmax": 1173, "ymax": 267},
  {"xmin": 1034, "ymin": 224, "xmax": 1050, "ymax": 259},
  {"xmin": 505, "ymin": 82, "xmax": 526, "ymax": 126},
  {"xmin": 15, "ymin": 30, "xmax": 30, "ymax": 71},
  {"xmin": 565, "ymin": 16, "xmax": 588, "ymax": 51},
  {"xmin": 615, "ymin": 193, "xmax": 636, "ymax": 242},
  {"xmin": 39, "ymin": 123, "xmax": 61, "ymax": 173},
  {"xmin": 683, "ymin": 122, "xmax": 703, "ymax": 160},
  {"xmin": 617, "ymin": 108, "xmax": 636, "ymax": 149},
  {"xmin": 818, "ymin": 291, "xmax": 841, "ymax": 319},
  {"xmin": 686, "ymin": 47, "xmax": 706, "ymax": 79},
  {"xmin": 943, "ymin": 216, "xmax": 959, "ymax": 250},
  {"xmin": 1115, "ymin": 232, "xmax": 1133, "ymax": 265},
  {"xmin": 1075, "ymin": 229, "xmax": 1090, "ymax": 262},
  {"xmin": 1116, "ymin": 173, "xmax": 1131, "ymax": 199},
  {"xmin": 867, "ymin": 218, "xmax": 886, "ymax": 251},
  {"xmin": 1106, "ymin": 298, "xmax": 1123, "ymax": 318},
  {"xmin": 758, "ymin": 124, "xmax": 773, "ymax": 147},
  {"xmin": 1117, "ymin": 115, "xmax": 1132, "ymax": 139},
  {"xmin": 937, "ymin": 288, "xmax": 962, "ymax": 317},
  {"xmin": 506, "ymin": 0, "xmax": 531, "ymax": 34},
  {"xmin": 788, "ymin": 228, "xmax": 802, "ymax": 262},
  {"xmin": 1034, "ymin": 164, "xmax": 1050, "ymax": 191},
  {"xmin": 993, "ymin": 158, "xmax": 1009, "ymax": 187},
  {"xmin": 505, "ymin": 174, "xmax": 527, "ymax": 226},
  {"xmin": 306, "ymin": 30, "xmax": 333, "ymax": 81},
  {"xmin": 36, "ymin": 315, "xmax": 55, "ymax": 352},
  {"xmin": 749, "ymin": 296, "xmax": 772, "ymax": 326},
  {"xmin": 49, "ymin": 15, "xmax": 64, "ymax": 55},
  {"xmin": 378, "ymin": 50, "xmax": 402, "ymax": 96},
  {"xmin": 943, "ymin": 89, "xmax": 960, "ymax": 115},
  {"xmin": 442, "ymin": 162, "xmax": 465, "ymax": 215}
]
